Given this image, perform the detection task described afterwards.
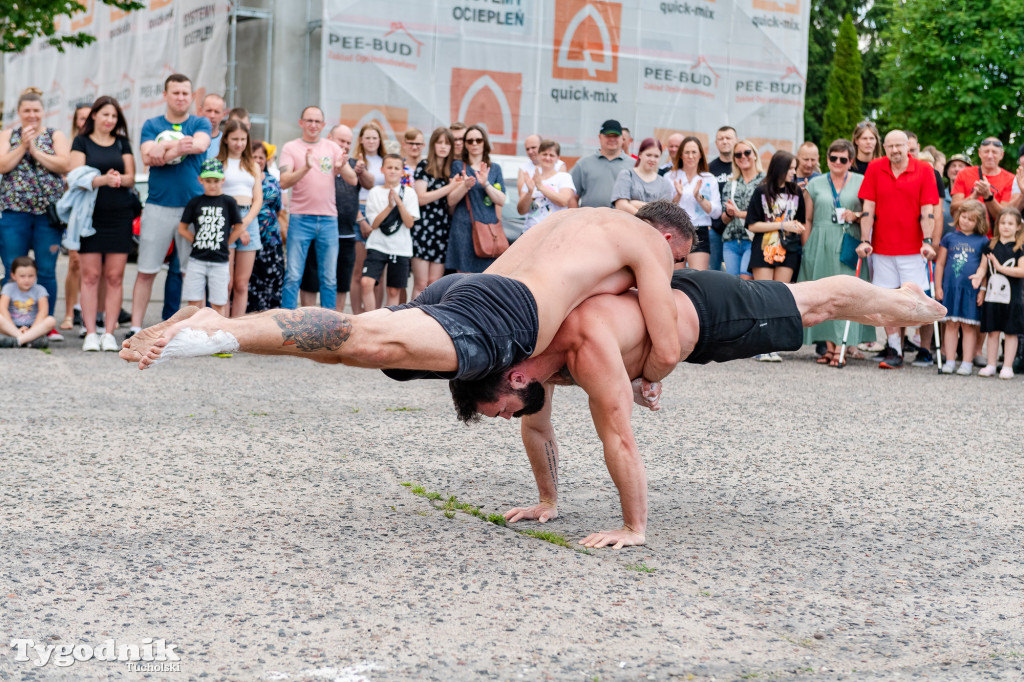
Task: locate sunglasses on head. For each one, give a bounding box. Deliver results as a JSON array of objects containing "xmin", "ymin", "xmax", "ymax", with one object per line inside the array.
[
  {"xmin": 828, "ymin": 154, "xmax": 850, "ymax": 164},
  {"xmin": 980, "ymin": 139, "xmax": 1003, "ymax": 148},
  {"xmin": 736, "ymin": 149, "xmax": 754, "ymax": 158}
]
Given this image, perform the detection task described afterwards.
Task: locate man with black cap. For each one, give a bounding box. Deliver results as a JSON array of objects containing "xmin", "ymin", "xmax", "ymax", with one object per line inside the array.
[{"xmin": 570, "ymin": 119, "xmax": 631, "ymax": 208}]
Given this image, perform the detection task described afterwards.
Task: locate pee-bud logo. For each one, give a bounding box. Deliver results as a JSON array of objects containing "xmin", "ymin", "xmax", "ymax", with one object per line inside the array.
[{"xmin": 552, "ymin": 0, "xmax": 622, "ymax": 83}]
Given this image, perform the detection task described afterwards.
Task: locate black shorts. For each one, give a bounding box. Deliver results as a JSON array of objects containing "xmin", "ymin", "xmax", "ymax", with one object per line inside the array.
[
  {"xmin": 671, "ymin": 269, "xmax": 802, "ymax": 363},
  {"xmin": 689, "ymin": 225, "xmax": 711, "ymax": 254},
  {"xmin": 381, "ymin": 273, "xmax": 539, "ymax": 381},
  {"xmin": 362, "ymin": 249, "xmax": 410, "ymax": 289},
  {"xmin": 300, "ymin": 238, "xmax": 357, "ymax": 294},
  {"xmin": 749, "ymin": 233, "xmax": 802, "ymax": 271}
]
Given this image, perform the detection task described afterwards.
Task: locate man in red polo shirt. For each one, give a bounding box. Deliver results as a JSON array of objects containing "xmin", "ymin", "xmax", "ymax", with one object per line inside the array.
[
  {"xmin": 856, "ymin": 130, "xmax": 940, "ymax": 369},
  {"xmin": 950, "ymin": 137, "xmax": 1016, "ymax": 228}
]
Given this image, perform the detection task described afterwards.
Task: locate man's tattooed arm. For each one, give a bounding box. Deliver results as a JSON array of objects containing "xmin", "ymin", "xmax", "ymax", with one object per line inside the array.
[
  {"xmin": 544, "ymin": 439, "xmax": 559, "ymax": 492},
  {"xmin": 273, "ymin": 308, "xmax": 352, "ymax": 352}
]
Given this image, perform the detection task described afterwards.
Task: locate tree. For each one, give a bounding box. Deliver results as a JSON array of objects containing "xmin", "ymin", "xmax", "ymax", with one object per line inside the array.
[
  {"xmin": 821, "ymin": 14, "xmax": 863, "ymax": 148},
  {"xmin": 1, "ymin": 1, "xmax": 143, "ymax": 53},
  {"xmin": 804, "ymin": 0, "xmax": 890, "ymax": 146},
  {"xmin": 879, "ymin": 0, "xmax": 1024, "ymax": 158}
]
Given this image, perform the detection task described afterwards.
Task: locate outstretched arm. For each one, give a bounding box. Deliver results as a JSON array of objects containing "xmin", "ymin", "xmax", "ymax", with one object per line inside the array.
[
  {"xmin": 570, "ymin": 333, "xmax": 648, "ymax": 549},
  {"xmin": 630, "ymin": 231, "xmax": 680, "ymax": 384},
  {"xmin": 505, "ymin": 383, "xmax": 560, "ymax": 524}
]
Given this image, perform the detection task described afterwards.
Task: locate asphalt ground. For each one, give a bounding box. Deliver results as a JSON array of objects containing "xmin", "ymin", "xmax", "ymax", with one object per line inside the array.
[{"xmin": 2, "ymin": 260, "xmax": 1022, "ymax": 681}]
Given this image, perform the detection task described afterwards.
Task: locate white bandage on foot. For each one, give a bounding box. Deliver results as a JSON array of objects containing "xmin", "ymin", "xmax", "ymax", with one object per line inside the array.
[{"xmin": 152, "ymin": 328, "xmax": 240, "ymax": 365}]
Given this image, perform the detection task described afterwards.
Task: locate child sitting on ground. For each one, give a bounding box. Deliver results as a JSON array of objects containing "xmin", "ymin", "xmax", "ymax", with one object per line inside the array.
[
  {"xmin": 178, "ymin": 159, "xmax": 245, "ymax": 317},
  {"xmin": 361, "ymin": 153, "xmax": 420, "ymax": 310},
  {"xmin": 0, "ymin": 256, "xmax": 56, "ymax": 348}
]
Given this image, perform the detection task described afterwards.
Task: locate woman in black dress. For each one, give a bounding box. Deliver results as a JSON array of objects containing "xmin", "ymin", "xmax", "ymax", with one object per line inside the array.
[
  {"xmin": 411, "ymin": 127, "xmax": 457, "ymax": 298},
  {"xmin": 69, "ymin": 96, "xmax": 135, "ymax": 352}
]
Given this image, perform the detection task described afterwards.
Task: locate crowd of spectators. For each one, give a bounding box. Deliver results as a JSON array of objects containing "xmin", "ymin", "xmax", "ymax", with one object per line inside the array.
[{"xmin": 2, "ymin": 74, "xmax": 1024, "ymax": 377}]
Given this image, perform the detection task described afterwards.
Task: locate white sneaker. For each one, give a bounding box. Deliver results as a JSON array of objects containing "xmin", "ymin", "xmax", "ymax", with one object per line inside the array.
[
  {"xmin": 956, "ymin": 362, "xmax": 973, "ymax": 376},
  {"xmin": 941, "ymin": 361, "xmax": 957, "ymax": 374},
  {"xmin": 767, "ymin": 352, "xmax": 783, "ymax": 362},
  {"xmin": 100, "ymin": 333, "xmax": 118, "ymax": 352},
  {"xmin": 978, "ymin": 365, "xmax": 997, "ymax": 377},
  {"xmin": 82, "ymin": 333, "xmax": 100, "ymax": 352},
  {"xmin": 999, "ymin": 366, "xmax": 1015, "ymax": 380}
]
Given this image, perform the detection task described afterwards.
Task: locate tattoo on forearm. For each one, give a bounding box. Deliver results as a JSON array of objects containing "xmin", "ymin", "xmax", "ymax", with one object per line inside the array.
[
  {"xmin": 544, "ymin": 440, "xmax": 558, "ymax": 491},
  {"xmin": 273, "ymin": 308, "xmax": 352, "ymax": 352}
]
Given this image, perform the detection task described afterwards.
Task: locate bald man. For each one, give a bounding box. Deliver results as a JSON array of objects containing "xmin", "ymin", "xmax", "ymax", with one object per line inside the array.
[{"xmin": 856, "ymin": 130, "xmax": 940, "ymax": 369}]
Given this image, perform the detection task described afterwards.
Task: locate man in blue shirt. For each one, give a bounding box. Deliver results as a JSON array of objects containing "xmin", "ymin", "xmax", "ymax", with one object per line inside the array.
[{"xmin": 128, "ymin": 74, "xmax": 211, "ymax": 335}]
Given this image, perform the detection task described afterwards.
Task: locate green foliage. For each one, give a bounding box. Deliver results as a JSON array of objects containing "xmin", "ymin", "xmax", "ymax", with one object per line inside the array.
[
  {"xmin": 806, "ymin": 0, "xmax": 890, "ymax": 146},
  {"xmin": 879, "ymin": 0, "xmax": 1024, "ymax": 156},
  {"xmin": 1, "ymin": 1, "xmax": 144, "ymax": 53},
  {"xmin": 822, "ymin": 14, "xmax": 864, "ymax": 148},
  {"xmin": 625, "ymin": 560, "xmax": 656, "ymax": 573}
]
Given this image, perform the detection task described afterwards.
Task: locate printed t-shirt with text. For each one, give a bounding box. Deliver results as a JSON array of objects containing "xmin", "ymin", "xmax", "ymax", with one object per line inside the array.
[{"xmin": 181, "ymin": 194, "xmax": 243, "ymax": 263}]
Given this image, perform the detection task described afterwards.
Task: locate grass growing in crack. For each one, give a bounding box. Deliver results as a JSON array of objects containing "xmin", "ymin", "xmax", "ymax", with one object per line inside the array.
[
  {"xmin": 385, "ymin": 406, "xmax": 423, "ymax": 412},
  {"xmin": 625, "ymin": 561, "xmax": 656, "ymax": 573},
  {"xmin": 520, "ymin": 529, "xmax": 571, "ymax": 548}
]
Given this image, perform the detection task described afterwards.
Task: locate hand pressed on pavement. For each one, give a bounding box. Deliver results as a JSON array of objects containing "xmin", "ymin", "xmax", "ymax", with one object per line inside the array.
[
  {"xmin": 579, "ymin": 527, "xmax": 646, "ymax": 550},
  {"xmin": 504, "ymin": 503, "xmax": 558, "ymax": 524}
]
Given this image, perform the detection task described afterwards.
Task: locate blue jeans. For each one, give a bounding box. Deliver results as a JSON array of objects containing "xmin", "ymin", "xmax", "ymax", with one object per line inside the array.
[
  {"xmin": 162, "ymin": 247, "xmax": 183, "ymax": 321},
  {"xmin": 0, "ymin": 210, "xmax": 60, "ymax": 315},
  {"xmin": 708, "ymin": 228, "xmax": 723, "ymax": 272},
  {"xmin": 282, "ymin": 214, "xmax": 339, "ymax": 309},
  {"xmin": 723, "ymin": 239, "xmax": 751, "ymax": 277}
]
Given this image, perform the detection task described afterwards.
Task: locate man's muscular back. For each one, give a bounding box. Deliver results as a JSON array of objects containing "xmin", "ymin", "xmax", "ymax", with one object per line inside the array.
[{"xmin": 486, "ymin": 208, "xmax": 677, "ymax": 357}]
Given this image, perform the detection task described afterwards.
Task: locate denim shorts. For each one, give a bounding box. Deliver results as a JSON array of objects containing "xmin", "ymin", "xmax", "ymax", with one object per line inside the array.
[{"xmin": 230, "ymin": 207, "xmax": 262, "ymax": 251}]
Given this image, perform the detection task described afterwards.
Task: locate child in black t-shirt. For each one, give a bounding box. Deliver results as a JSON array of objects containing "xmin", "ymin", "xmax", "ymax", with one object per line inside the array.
[{"xmin": 178, "ymin": 159, "xmax": 245, "ymax": 315}]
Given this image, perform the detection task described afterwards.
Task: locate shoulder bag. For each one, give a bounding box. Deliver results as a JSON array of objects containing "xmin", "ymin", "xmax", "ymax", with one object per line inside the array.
[{"xmin": 466, "ymin": 179, "xmax": 509, "ymax": 258}]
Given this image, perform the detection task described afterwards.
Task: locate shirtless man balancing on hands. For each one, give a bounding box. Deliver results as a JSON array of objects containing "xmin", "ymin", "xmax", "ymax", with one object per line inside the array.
[
  {"xmin": 121, "ymin": 202, "xmax": 695, "ymax": 385},
  {"xmin": 449, "ymin": 269, "xmax": 947, "ymax": 549}
]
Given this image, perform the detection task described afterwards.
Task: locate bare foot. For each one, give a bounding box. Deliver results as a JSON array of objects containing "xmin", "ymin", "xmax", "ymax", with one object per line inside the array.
[
  {"xmin": 897, "ymin": 282, "xmax": 947, "ymax": 324},
  {"xmin": 139, "ymin": 307, "xmax": 233, "ymax": 369},
  {"xmin": 120, "ymin": 306, "xmax": 201, "ymax": 366}
]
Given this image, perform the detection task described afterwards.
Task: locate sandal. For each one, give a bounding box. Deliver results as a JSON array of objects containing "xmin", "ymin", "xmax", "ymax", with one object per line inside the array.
[
  {"xmin": 59, "ymin": 315, "xmax": 74, "ymax": 331},
  {"xmin": 830, "ymin": 351, "xmax": 846, "ymax": 368},
  {"xmin": 816, "ymin": 350, "xmax": 832, "ymax": 364}
]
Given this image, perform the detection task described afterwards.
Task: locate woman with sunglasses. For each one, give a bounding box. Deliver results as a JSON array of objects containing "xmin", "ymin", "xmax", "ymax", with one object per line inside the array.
[
  {"xmin": 446, "ymin": 125, "xmax": 506, "ymax": 273},
  {"xmin": 666, "ymin": 136, "xmax": 721, "ymax": 270},
  {"xmin": 720, "ymin": 139, "xmax": 765, "ymax": 279},
  {"xmin": 851, "ymin": 121, "xmax": 882, "ymax": 175},
  {"xmin": 799, "ymin": 139, "xmax": 874, "ymax": 366}
]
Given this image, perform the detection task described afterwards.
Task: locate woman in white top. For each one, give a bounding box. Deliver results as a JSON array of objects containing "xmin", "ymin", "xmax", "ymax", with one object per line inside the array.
[
  {"xmin": 611, "ymin": 137, "xmax": 674, "ymax": 216},
  {"xmin": 666, "ymin": 136, "xmax": 722, "ymax": 270},
  {"xmin": 216, "ymin": 119, "xmax": 263, "ymax": 317},
  {"xmin": 349, "ymin": 122, "xmax": 385, "ymax": 314},
  {"xmin": 517, "ymin": 139, "xmax": 575, "ymax": 230}
]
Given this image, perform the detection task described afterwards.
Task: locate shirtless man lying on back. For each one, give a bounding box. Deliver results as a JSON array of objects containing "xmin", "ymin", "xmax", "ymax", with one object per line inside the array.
[
  {"xmin": 121, "ymin": 202, "xmax": 695, "ymax": 387},
  {"xmin": 449, "ymin": 269, "xmax": 947, "ymax": 549}
]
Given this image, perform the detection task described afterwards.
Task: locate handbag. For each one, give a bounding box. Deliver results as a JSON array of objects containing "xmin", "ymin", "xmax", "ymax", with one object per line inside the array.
[
  {"xmin": 377, "ymin": 187, "xmax": 406, "ymax": 236},
  {"xmin": 45, "ymin": 200, "xmax": 67, "ymax": 229},
  {"xmin": 840, "ymin": 231, "xmax": 860, "ymax": 270},
  {"xmin": 466, "ymin": 182, "xmax": 508, "ymax": 258},
  {"xmin": 986, "ymin": 260, "xmax": 1011, "ymax": 304}
]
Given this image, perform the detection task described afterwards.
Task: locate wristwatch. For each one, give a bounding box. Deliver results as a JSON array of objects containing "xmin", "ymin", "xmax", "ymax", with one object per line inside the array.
[
  {"xmin": 984, "ymin": 195, "xmax": 995, "ymax": 202},
  {"xmin": 923, "ymin": 238, "xmax": 933, "ymax": 245}
]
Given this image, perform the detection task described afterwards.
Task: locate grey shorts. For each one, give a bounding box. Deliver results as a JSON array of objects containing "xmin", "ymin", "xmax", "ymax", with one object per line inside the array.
[
  {"xmin": 672, "ymin": 269, "xmax": 802, "ymax": 363},
  {"xmin": 183, "ymin": 258, "xmax": 230, "ymax": 306},
  {"xmin": 137, "ymin": 203, "xmax": 192, "ymax": 274},
  {"xmin": 381, "ymin": 274, "xmax": 539, "ymax": 381}
]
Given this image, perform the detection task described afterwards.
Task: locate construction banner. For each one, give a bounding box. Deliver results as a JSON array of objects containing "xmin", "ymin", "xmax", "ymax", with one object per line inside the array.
[
  {"xmin": 321, "ymin": 0, "xmax": 809, "ymax": 160},
  {"xmin": 2, "ymin": 0, "xmax": 228, "ymax": 154}
]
